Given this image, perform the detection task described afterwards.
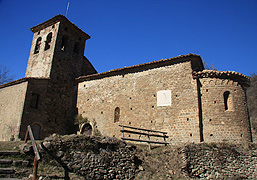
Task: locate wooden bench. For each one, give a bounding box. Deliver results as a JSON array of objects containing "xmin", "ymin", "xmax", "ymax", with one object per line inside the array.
[{"xmin": 119, "ymin": 125, "xmax": 169, "ymax": 149}]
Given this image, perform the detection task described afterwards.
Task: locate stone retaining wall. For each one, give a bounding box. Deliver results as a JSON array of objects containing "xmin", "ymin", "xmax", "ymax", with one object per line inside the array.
[
  {"xmin": 37, "ymin": 135, "xmax": 257, "ymax": 179},
  {"xmin": 41, "ymin": 134, "xmax": 139, "ymax": 180},
  {"xmin": 182, "ymin": 143, "xmax": 257, "ymax": 179}
]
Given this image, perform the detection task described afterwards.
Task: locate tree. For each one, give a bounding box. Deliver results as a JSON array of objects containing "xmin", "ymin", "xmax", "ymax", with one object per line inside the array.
[
  {"xmin": 203, "ymin": 60, "xmax": 217, "ymax": 70},
  {"xmin": 247, "ymin": 73, "xmax": 257, "ymax": 138},
  {"xmin": 0, "ymin": 63, "xmax": 15, "ymax": 85}
]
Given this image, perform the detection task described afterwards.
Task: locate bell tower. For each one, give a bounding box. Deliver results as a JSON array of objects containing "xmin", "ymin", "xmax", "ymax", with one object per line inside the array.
[
  {"xmin": 22, "ymin": 15, "xmax": 96, "ymax": 138},
  {"xmin": 25, "ymin": 15, "xmax": 92, "ymax": 80}
]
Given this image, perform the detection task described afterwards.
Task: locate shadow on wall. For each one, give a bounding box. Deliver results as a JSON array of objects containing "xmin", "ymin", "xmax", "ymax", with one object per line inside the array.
[{"xmin": 31, "ymin": 123, "xmax": 41, "ymax": 140}]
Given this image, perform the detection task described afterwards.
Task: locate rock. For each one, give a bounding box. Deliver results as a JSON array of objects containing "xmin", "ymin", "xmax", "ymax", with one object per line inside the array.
[
  {"xmin": 138, "ymin": 165, "xmax": 144, "ymax": 171},
  {"xmin": 42, "ymin": 141, "xmax": 51, "ymax": 149},
  {"xmin": 99, "ymin": 169, "xmax": 107, "ymax": 174},
  {"xmin": 38, "ymin": 135, "xmax": 139, "ymax": 179},
  {"xmin": 168, "ymin": 169, "xmax": 174, "ymax": 175},
  {"xmin": 56, "ymin": 150, "xmax": 64, "ymax": 158},
  {"xmin": 108, "ymin": 169, "xmax": 114, "ymax": 173},
  {"xmin": 20, "ymin": 143, "xmax": 33, "ymax": 155}
]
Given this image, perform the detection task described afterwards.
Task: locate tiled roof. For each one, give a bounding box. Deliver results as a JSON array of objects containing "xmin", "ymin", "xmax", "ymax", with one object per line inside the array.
[
  {"xmin": 0, "ymin": 77, "xmax": 50, "ymax": 89},
  {"xmin": 30, "ymin": 15, "xmax": 90, "ymax": 39},
  {"xmin": 192, "ymin": 70, "xmax": 250, "ymax": 87},
  {"xmin": 76, "ymin": 53, "xmax": 201, "ymax": 82}
]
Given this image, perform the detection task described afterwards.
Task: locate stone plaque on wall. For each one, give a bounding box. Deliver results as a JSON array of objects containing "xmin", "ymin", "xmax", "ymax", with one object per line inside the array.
[{"xmin": 157, "ymin": 90, "xmax": 171, "ymax": 107}]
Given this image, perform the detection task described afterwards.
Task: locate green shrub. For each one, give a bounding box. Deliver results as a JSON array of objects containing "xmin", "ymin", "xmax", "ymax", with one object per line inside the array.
[{"xmin": 74, "ymin": 114, "xmax": 88, "ymax": 125}]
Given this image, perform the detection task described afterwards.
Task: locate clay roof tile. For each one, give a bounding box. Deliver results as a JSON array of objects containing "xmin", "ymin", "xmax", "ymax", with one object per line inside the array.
[
  {"xmin": 76, "ymin": 53, "xmax": 202, "ymax": 82},
  {"xmin": 192, "ymin": 70, "xmax": 250, "ymax": 87}
]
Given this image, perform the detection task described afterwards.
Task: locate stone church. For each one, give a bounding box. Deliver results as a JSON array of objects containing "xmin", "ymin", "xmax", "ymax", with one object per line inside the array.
[{"xmin": 0, "ymin": 15, "xmax": 252, "ymax": 145}]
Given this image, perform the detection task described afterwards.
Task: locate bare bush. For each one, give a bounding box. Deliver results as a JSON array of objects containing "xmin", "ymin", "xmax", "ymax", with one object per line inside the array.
[
  {"xmin": 247, "ymin": 73, "xmax": 257, "ymax": 134},
  {"xmin": 0, "ymin": 63, "xmax": 15, "ymax": 85}
]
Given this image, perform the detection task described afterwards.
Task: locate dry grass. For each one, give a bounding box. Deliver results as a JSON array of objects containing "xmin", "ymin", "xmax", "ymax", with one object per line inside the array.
[{"xmin": 134, "ymin": 144, "xmax": 191, "ymax": 180}]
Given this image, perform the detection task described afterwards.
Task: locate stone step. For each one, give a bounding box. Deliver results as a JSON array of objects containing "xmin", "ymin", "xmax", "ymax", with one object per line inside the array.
[
  {"xmin": 0, "ymin": 151, "xmax": 20, "ymax": 156},
  {"xmin": 0, "ymin": 160, "xmax": 12, "ymax": 165},
  {"xmin": 0, "ymin": 168, "xmax": 15, "ymax": 174},
  {"xmin": 0, "ymin": 159, "xmax": 30, "ymax": 167},
  {"xmin": 12, "ymin": 160, "xmax": 30, "ymax": 167}
]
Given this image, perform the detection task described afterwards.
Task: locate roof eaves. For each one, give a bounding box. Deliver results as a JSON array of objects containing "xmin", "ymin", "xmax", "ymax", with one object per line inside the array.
[
  {"xmin": 76, "ymin": 53, "xmax": 200, "ymax": 82},
  {"xmin": 192, "ymin": 70, "xmax": 250, "ymax": 87},
  {"xmin": 30, "ymin": 15, "xmax": 90, "ymax": 39},
  {"xmin": 0, "ymin": 77, "xmax": 50, "ymax": 89}
]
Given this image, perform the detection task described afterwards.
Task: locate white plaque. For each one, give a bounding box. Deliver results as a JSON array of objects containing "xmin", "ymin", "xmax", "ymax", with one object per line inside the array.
[{"xmin": 157, "ymin": 90, "xmax": 171, "ymax": 107}]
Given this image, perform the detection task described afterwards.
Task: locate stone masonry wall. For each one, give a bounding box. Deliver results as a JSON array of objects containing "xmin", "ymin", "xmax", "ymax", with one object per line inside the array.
[
  {"xmin": 199, "ymin": 78, "xmax": 252, "ymax": 143},
  {"xmin": 77, "ymin": 60, "xmax": 201, "ymax": 145},
  {"xmin": 25, "ymin": 21, "xmax": 60, "ymax": 78},
  {"xmin": 51, "ymin": 20, "xmax": 89, "ymax": 82},
  {"xmin": 182, "ymin": 143, "xmax": 257, "ymax": 179},
  {"xmin": 43, "ymin": 81, "xmax": 77, "ymax": 136},
  {"xmin": 43, "ymin": 19, "xmax": 94, "ymax": 136},
  {"xmin": 19, "ymin": 79, "xmax": 77, "ymax": 139},
  {"xmin": 19, "ymin": 79, "xmax": 49, "ymax": 140},
  {"xmin": 0, "ymin": 82, "xmax": 28, "ymax": 141},
  {"xmin": 41, "ymin": 134, "xmax": 138, "ymax": 180},
  {"xmin": 24, "ymin": 15, "xmax": 95, "ymax": 139},
  {"xmin": 38, "ymin": 135, "xmax": 257, "ymax": 180}
]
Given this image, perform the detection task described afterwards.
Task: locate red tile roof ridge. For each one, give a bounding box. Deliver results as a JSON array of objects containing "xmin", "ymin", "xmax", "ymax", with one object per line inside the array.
[
  {"xmin": 194, "ymin": 70, "xmax": 249, "ymax": 79},
  {"xmin": 76, "ymin": 53, "xmax": 200, "ymax": 81},
  {"xmin": 192, "ymin": 69, "xmax": 250, "ymax": 88}
]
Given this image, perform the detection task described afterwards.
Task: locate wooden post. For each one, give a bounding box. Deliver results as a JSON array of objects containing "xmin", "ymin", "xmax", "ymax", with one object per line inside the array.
[
  {"xmin": 24, "ymin": 128, "xmax": 29, "ymax": 143},
  {"xmin": 148, "ymin": 131, "xmax": 151, "ymax": 150},
  {"xmin": 163, "ymin": 133, "xmax": 167, "ymax": 146},
  {"xmin": 64, "ymin": 169, "xmax": 70, "ymax": 180},
  {"xmin": 24, "ymin": 125, "xmax": 41, "ymax": 180},
  {"xmin": 122, "ymin": 126, "xmax": 124, "ymax": 138},
  {"xmin": 32, "ymin": 157, "xmax": 38, "ymax": 180}
]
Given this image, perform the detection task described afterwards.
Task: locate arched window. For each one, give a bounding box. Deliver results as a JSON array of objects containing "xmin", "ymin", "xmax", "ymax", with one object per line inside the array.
[
  {"xmin": 114, "ymin": 107, "xmax": 120, "ymax": 123},
  {"xmin": 34, "ymin": 37, "xmax": 41, "ymax": 54},
  {"xmin": 44, "ymin": 32, "xmax": 52, "ymax": 51},
  {"xmin": 224, "ymin": 91, "xmax": 233, "ymax": 111},
  {"xmin": 31, "ymin": 123, "xmax": 41, "ymax": 140}
]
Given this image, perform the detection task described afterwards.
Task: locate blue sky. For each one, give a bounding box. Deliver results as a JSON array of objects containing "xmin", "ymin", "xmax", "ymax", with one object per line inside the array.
[{"xmin": 0, "ymin": 0, "xmax": 256, "ymax": 80}]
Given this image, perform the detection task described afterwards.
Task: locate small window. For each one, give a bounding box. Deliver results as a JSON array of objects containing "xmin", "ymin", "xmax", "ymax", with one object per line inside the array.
[
  {"xmin": 114, "ymin": 107, "xmax": 120, "ymax": 123},
  {"xmin": 44, "ymin": 32, "xmax": 52, "ymax": 51},
  {"xmin": 31, "ymin": 93, "xmax": 39, "ymax": 108},
  {"xmin": 61, "ymin": 36, "xmax": 68, "ymax": 51},
  {"xmin": 34, "ymin": 37, "xmax": 42, "ymax": 54},
  {"xmin": 224, "ymin": 91, "xmax": 233, "ymax": 111},
  {"xmin": 73, "ymin": 42, "xmax": 80, "ymax": 54}
]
